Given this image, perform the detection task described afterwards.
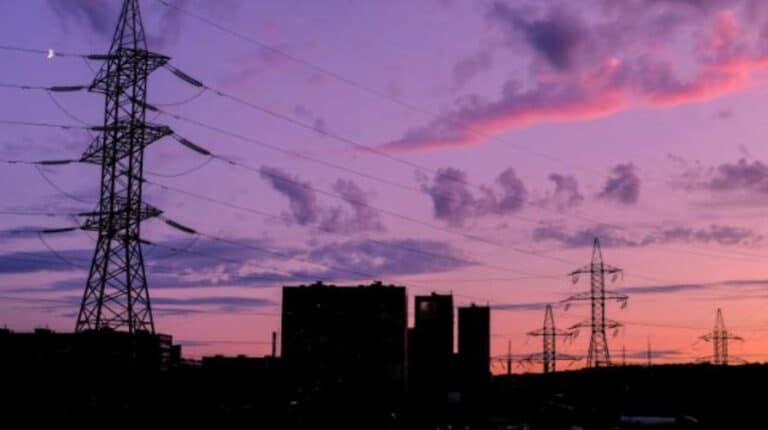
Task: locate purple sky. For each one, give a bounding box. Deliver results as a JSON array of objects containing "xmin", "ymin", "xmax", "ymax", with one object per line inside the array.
[{"xmin": 4, "ymin": 0, "xmax": 768, "ymax": 368}]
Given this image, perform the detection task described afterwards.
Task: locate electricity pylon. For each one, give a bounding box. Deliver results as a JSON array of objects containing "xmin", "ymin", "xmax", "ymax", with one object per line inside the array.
[
  {"xmin": 564, "ymin": 238, "xmax": 628, "ymax": 368},
  {"xmin": 525, "ymin": 304, "xmax": 578, "ymax": 373},
  {"xmin": 76, "ymin": 0, "xmax": 171, "ymax": 333},
  {"xmin": 699, "ymin": 308, "xmax": 743, "ymax": 365}
]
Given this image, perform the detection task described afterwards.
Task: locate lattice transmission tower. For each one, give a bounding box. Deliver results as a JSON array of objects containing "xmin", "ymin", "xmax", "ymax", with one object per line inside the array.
[
  {"xmin": 699, "ymin": 308, "xmax": 743, "ymax": 366},
  {"xmin": 76, "ymin": 0, "xmax": 171, "ymax": 333},
  {"xmin": 525, "ymin": 304, "xmax": 578, "ymax": 373},
  {"xmin": 564, "ymin": 238, "xmax": 628, "ymax": 368}
]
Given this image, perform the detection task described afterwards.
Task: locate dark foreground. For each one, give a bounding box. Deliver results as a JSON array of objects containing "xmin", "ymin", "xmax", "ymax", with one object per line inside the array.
[{"xmin": 1, "ymin": 346, "xmax": 765, "ymax": 429}]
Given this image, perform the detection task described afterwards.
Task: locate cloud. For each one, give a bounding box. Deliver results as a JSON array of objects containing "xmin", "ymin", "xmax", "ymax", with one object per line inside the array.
[
  {"xmin": 293, "ymin": 105, "xmax": 313, "ymax": 118},
  {"xmin": 153, "ymin": 237, "xmax": 470, "ymax": 288},
  {"xmin": 259, "ymin": 166, "xmax": 385, "ymax": 234},
  {"xmin": 48, "ymin": 0, "xmax": 114, "ymax": 36},
  {"xmin": 532, "ymin": 222, "xmax": 636, "ymax": 248},
  {"xmin": 48, "ymin": 0, "xmax": 240, "ymax": 50},
  {"xmin": 714, "ymin": 108, "xmax": 733, "ymax": 119},
  {"xmin": 540, "ymin": 173, "xmax": 584, "ymax": 211},
  {"xmin": 307, "ymin": 238, "xmax": 472, "ymax": 279},
  {"xmin": 291, "ymin": 105, "xmax": 331, "ymax": 136},
  {"xmin": 318, "ymin": 180, "xmax": 385, "ymax": 234},
  {"xmin": 259, "ymin": 166, "xmax": 319, "ymax": 225},
  {"xmin": 452, "ymin": 49, "xmax": 494, "ymax": 90},
  {"xmin": 617, "ymin": 277, "xmax": 768, "ymax": 296},
  {"xmin": 597, "ymin": 163, "xmax": 640, "ymax": 205},
  {"xmin": 490, "ymin": 3, "xmax": 586, "ymax": 71},
  {"xmin": 533, "ymin": 222, "xmax": 762, "ymax": 248},
  {"xmin": 0, "ymin": 248, "xmax": 88, "ymax": 274},
  {"xmin": 381, "ymin": 2, "xmax": 768, "ymax": 152},
  {"xmin": 680, "ymin": 158, "xmax": 768, "ymax": 196},
  {"xmin": 146, "ymin": 0, "xmax": 191, "ymax": 50},
  {"xmin": 151, "ymin": 296, "xmax": 275, "ymax": 313},
  {"xmin": 642, "ymin": 224, "xmax": 762, "ymax": 246},
  {"xmin": 159, "ymin": 237, "xmax": 473, "ymax": 287},
  {"xmin": 1, "ymin": 235, "xmax": 469, "ymax": 292},
  {"xmin": 419, "ymin": 167, "xmax": 527, "ymax": 226}
]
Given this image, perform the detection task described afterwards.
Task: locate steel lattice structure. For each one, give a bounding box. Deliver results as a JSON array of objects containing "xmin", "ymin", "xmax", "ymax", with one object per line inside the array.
[
  {"xmin": 76, "ymin": 0, "xmax": 170, "ymax": 333},
  {"xmin": 565, "ymin": 238, "xmax": 628, "ymax": 368},
  {"xmin": 525, "ymin": 304, "xmax": 577, "ymax": 373},
  {"xmin": 699, "ymin": 308, "xmax": 743, "ymax": 366}
]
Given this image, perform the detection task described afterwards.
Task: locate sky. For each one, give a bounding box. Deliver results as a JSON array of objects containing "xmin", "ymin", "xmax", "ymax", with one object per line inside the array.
[{"xmin": 3, "ymin": 0, "xmax": 768, "ymax": 370}]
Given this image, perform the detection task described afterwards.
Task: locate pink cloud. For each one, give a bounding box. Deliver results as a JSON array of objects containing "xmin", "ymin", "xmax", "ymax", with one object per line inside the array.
[{"xmin": 382, "ymin": 4, "xmax": 768, "ymax": 153}]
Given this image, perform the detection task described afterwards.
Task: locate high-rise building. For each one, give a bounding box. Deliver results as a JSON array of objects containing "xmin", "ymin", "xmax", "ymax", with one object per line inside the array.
[
  {"xmin": 281, "ymin": 281, "xmax": 407, "ymax": 396},
  {"xmin": 458, "ymin": 304, "xmax": 490, "ymax": 391},
  {"xmin": 409, "ymin": 293, "xmax": 454, "ymax": 395}
]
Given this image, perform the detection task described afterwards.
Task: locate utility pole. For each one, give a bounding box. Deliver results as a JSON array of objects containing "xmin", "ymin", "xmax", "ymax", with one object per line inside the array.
[
  {"xmin": 622, "ymin": 344, "xmax": 627, "ymax": 366},
  {"xmin": 76, "ymin": 0, "xmax": 171, "ymax": 333},
  {"xmin": 647, "ymin": 337, "xmax": 652, "ymax": 367},
  {"xmin": 699, "ymin": 308, "xmax": 743, "ymax": 365},
  {"xmin": 506, "ymin": 339, "xmax": 512, "ymax": 376},
  {"xmin": 564, "ymin": 238, "xmax": 628, "ymax": 368},
  {"xmin": 525, "ymin": 304, "xmax": 578, "ymax": 373},
  {"xmin": 271, "ymin": 331, "xmax": 277, "ymax": 358}
]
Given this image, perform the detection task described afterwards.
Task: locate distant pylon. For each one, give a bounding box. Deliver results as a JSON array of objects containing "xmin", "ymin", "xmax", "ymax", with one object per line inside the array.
[
  {"xmin": 75, "ymin": 0, "xmax": 171, "ymax": 333},
  {"xmin": 699, "ymin": 308, "xmax": 743, "ymax": 365},
  {"xmin": 564, "ymin": 238, "xmax": 628, "ymax": 368},
  {"xmin": 647, "ymin": 337, "xmax": 652, "ymax": 367},
  {"xmin": 525, "ymin": 304, "xmax": 578, "ymax": 373}
]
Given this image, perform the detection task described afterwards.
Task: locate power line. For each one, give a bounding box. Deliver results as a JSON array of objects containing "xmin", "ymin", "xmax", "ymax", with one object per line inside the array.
[
  {"xmin": 144, "ymin": 169, "xmax": 571, "ymax": 279},
  {"xmin": 0, "ymin": 44, "xmax": 92, "ymax": 59},
  {"xmin": 152, "ymin": 0, "xmax": 568, "ymax": 168},
  {"xmin": 154, "ymin": 87, "xmax": 208, "ymax": 107},
  {"xmin": 3, "ymin": 79, "xmax": 766, "ymax": 270},
  {"xmin": 36, "ymin": 233, "xmax": 85, "ymax": 270},
  {"xmin": 158, "ymin": 110, "xmax": 417, "ymax": 193},
  {"xmin": 160, "ymin": 72, "xmax": 768, "ymax": 271},
  {"xmin": 146, "ymin": 178, "xmax": 555, "ymax": 279},
  {"xmin": 0, "ymin": 209, "xmax": 79, "ymax": 217},
  {"xmin": 34, "ymin": 165, "xmax": 94, "ymax": 204},
  {"xmin": 0, "ymin": 118, "xmax": 90, "ymax": 130},
  {"xmin": 145, "ymin": 156, "xmax": 215, "ymax": 178}
]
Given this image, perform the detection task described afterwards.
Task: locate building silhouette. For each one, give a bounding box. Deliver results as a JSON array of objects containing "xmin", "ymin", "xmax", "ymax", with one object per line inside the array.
[
  {"xmin": 281, "ymin": 281, "xmax": 407, "ymax": 398},
  {"xmin": 458, "ymin": 304, "xmax": 490, "ymax": 391},
  {"xmin": 0, "ymin": 327, "xmax": 177, "ymax": 372},
  {"xmin": 408, "ymin": 293, "xmax": 454, "ymax": 400}
]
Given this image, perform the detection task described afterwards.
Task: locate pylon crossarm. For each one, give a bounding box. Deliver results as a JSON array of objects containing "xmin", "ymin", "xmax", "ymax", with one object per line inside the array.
[
  {"xmin": 699, "ymin": 334, "xmax": 713, "ymax": 342},
  {"xmin": 604, "ymin": 291, "xmax": 628, "ymax": 301},
  {"xmin": 568, "ymin": 320, "xmax": 593, "ymax": 330},
  {"xmin": 563, "ymin": 292, "xmax": 592, "ymax": 302},
  {"xmin": 568, "ymin": 265, "xmax": 591, "ymax": 283},
  {"xmin": 89, "ymin": 49, "xmax": 170, "ymax": 93}
]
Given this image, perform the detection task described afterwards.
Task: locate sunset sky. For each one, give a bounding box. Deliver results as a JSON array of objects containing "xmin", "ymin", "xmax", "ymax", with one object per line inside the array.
[{"xmin": 3, "ymin": 0, "xmax": 768, "ymax": 369}]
